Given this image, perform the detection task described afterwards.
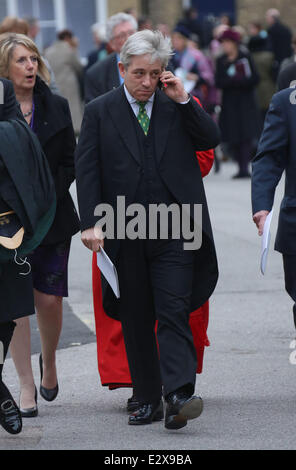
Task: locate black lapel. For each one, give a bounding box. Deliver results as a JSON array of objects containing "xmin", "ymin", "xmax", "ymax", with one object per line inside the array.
[
  {"xmin": 152, "ymin": 89, "xmax": 176, "ymax": 164},
  {"xmin": 108, "ymin": 86, "xmax": 141, "ymax": 166},
  {"xmin": 33, "ymin": 82, "xmax": 68, "ymax": 147},
  {"xmin": 108, "ymin": 53, "xmax": 121, "ymax": 90}
]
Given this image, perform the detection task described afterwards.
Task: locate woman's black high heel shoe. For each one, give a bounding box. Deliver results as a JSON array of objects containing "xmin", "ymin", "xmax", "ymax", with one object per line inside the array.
[
  {"xmin": 39, "ymin": 354, "xmax": 59, "ymax": 402},
  {"xmin": 20, "ymin": 386, "xmax": 38, "ymax": 418}
]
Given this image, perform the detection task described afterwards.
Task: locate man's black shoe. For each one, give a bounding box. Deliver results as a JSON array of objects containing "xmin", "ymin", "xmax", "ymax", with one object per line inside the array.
[
  {"xmin": 127, "ymin": 391, "xmax": 140, "ymax": 412},
  {"xmin": 128, "ymin": 400, "xmax": 163, "ymax": 425},
  {"xmin": 165, "ymin": 392, "xmax": 203, "ymax": 430},
  {"xmin": 0, "ymin": 398, "xmax": 22, "ymax": 435}
]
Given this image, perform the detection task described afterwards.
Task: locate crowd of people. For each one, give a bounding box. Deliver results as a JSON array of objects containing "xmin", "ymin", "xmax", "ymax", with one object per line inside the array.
[{"xmin": 0, "ymin": 5, "xmax": 296, "ymax": 436}]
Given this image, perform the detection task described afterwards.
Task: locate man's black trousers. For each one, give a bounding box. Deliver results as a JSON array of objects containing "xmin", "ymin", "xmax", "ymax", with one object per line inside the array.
[{"xmin": 117, "ymin": 237, "xmax": 197, "ymax": 404}]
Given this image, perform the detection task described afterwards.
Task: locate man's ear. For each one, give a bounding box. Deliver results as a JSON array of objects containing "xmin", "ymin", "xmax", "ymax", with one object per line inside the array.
[{"xmin": 118, "ymin": 62, "xmax": 125, "ymax": 79}]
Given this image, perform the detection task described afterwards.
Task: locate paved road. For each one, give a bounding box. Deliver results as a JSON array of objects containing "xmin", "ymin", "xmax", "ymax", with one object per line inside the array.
[{"xmin": 1, "ymin": 161, "xmax": 296, "ymax": 450}]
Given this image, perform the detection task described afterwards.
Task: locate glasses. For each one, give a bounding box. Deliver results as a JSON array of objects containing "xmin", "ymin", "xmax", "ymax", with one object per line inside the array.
[{"xmin": 112, "ymin": 30, "xmax": 135, "ymax": 41}]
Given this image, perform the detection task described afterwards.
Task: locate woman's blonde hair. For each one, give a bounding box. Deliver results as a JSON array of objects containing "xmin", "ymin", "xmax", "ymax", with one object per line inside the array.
[{"xmin": 0, "ymin": 33, "xmax": 51, "ymax": 84}]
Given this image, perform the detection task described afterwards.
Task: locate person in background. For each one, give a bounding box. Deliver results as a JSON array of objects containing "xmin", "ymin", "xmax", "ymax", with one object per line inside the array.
[
  {"xmin": 177, "ymin": 7, "xmax": 205, "ymax": 48},
  {"xmin": 156, "ymin": 23, "xmax": 171, "ymax": 38},
  {"xmin": 265, "ymin": 8, "xmax": 292, "ymax": 79},
  {"xmin": 219, "ymin": 13, "xmax": 233, "ymax": 28},
  {"xmin": 44, "ymin": 29, "xmax": 83, "ymax": 134},
  {"xmin": 84, "ymin": 12, "xmax": 137, "ymax": 104},
  {"xmin": 215, "ymin": 28, "xmax": 260, "ymax": 179},
  {"xmin": 209, "ymin": 24, "xmax": 228, "ymax": 60},
  {"xmin": 85, "ymin": 23, "xmax": 109, "ymax": 71},
  {"xmin": 138, "ymin": 16, "xmax": 153, "ymax": 31},
  {"xmin": 279, "ymin": 34, "xmax": 296, "ymax": 72},
  {"xmin": 0, "ymin": 16, "xmax": 28, "ymax": 35},
  {"xmin": 124, "ymin": 7, "xmax": 138, "ymax": 20},
  {"xmin": 170, "ymin": 25, "xmax": 205, "ymax": 102},
  {"xmin": 248, "ymin": 21, "xmax": 275, "ymax": 131},
  {"xmin": 0, "ymin": 33, "xmax": 80, "ymax": 418}
]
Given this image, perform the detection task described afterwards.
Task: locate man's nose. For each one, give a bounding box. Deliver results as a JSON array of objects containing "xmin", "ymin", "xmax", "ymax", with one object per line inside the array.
[{"xmin": 142, "ymin": 75, "xmax": 151, "ymax": 87}]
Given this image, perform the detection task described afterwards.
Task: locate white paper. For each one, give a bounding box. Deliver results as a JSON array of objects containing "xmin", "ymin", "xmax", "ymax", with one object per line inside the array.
[
  {"xmin": 174, "ymin": 67, "xmax": 196, "ymax": 93},
  {"xmin": 97, "ymin": 247, "xmax": 120, "ymax": 298},
  {"xmin": 260, "ymin": 209, "xmax": 273, "ymax": 275}
]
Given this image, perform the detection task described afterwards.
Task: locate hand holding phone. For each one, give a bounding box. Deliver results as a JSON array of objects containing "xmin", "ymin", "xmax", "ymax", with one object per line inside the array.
[{"xmin": 159, "ymin": 71, "xmax": 189, "ymax": 103}]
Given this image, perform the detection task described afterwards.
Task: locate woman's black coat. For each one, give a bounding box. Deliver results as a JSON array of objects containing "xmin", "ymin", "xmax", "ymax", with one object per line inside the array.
[
  {"xmin": 0, "ymin": 78, "xmax": 34, "ymax": 323},
  {"xmin": 33, "ymin": 77, "xmax": 80, "ymax": 245},
  {"xmin": 215, "ymin": 50, "xmax": 261, "ymax": 145}
]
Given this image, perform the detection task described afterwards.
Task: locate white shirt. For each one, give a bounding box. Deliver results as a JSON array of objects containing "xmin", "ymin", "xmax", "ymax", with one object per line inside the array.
[
  {"xmin": 123, "ymin": 85, "xmax": 190, "ymax": 119},
  {"xmin": 124, "ymin": 85, "xmax": 154, "ymax": 119}
]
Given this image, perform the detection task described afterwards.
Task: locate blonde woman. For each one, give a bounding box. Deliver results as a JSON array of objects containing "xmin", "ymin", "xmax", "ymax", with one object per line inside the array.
[{"xmin": 0, "ymin": 33, "xmax": 80, "ymax": 417}]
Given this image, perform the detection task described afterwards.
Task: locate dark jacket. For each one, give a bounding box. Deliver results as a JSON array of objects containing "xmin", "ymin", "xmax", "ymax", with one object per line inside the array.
[
  {"xmin": 0, "ymin": 78, "xmax": 54, "ymax": 322},
  {"xmin": 268, "ymin": 20, "xmax": 292, "ymax": 66},
  {"xmin": 252, "ymin": 88, "xmax": 296, "ymax": 254},
  {"xmin": 215, "ymin": 50, "xmax": 260, "ymax": 144},
  {"xmin": 33, "ymin": 77, "xmax": 80, "ymax": 245},
  {"xmin": 84, "ymin": 52, "xmax": 120, "ymax": 103},
  {"xmin": 75, "ymin": 85, "xmax": 220, "ymax": 320},
  {"xmin": 0, "ymin": 77, "xmax": 20, "ymax": 120}
]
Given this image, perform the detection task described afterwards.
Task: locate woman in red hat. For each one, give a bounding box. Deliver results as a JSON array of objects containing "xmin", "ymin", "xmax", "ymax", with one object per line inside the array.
[{"xmin": 215, "ymin": 28, "xmax": 261, "ymax": 179}]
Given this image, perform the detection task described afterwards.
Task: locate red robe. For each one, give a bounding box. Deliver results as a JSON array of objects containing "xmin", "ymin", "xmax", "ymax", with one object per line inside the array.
[{"xmin": 91, "ymin": 97, "xmax": 214, "ymax": 389}]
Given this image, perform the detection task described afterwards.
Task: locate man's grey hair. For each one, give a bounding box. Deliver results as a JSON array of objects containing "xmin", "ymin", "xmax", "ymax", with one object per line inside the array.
[
  {"xmin": 120, "ymin": 30, "xmax": 173, "ymax": 69},
  {"xmin": 106, "ymin": 12, "xmax": 138, "ymax": 41},
  {"xmin": 266, "ymin": 8, "xmax": 280, "ymax": 20},
  {"xmin": 91, "ymin": 22, "xmax": 107, "ymax": 41}
]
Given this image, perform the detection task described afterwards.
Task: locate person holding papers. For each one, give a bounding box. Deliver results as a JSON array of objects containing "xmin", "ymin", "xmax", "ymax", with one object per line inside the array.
[
  {"xmin": 92, "ymin": 138, "xmax": 214, "ymax": 412},
  {"xmin": 75, "ymin": 30, "xmax": 220, "ymax": 430},
  {"xmin": 252, "ymin": 86, "xmax": 296, "ymax": 329}
]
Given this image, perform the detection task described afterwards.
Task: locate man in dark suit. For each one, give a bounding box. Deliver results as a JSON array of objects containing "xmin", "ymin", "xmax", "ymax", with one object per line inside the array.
[
  {"xmin": 252, "ymin": 86, "xmax": 296, "ymax": 330},
  {"xmin": 75, "ymin": 30, "xmax": 220, "ymax": 430},
  {"xmin": 84, "ymin": 12, "xmax": 137, "ymax": 103},
  {"xmin": 265, "ymin": 8, "xmax": 292, "ymax": 78}
]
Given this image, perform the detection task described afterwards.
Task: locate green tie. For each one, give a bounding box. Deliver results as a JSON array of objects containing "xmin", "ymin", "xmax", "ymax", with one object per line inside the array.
[{"xmin": 137, "ymin": 101, "xmax": 150, "ymax": 136}]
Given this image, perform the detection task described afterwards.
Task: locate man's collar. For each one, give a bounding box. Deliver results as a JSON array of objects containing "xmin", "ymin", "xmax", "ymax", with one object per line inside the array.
[{"xmin": 123, "ymin": 85, "xmax": 155, "ymax": 104}]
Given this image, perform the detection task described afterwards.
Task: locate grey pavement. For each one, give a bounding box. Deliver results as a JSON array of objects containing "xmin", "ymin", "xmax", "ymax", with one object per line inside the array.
[{"xmin": 1, "ymin": 161, "xmax": 296, "ymax": 450}]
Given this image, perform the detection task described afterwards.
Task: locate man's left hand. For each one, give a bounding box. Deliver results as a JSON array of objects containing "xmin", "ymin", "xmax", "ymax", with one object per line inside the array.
[{"xmin": 160, "ymin": 71, "xmax": 189, "ymax": 103}]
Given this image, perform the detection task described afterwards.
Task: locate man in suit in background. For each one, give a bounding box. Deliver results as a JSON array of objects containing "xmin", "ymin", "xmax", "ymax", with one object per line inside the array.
[
  {"xmin": 75, "ymin": 30, "xmax": 220, "ymax": 430},
  {"xmin": 265, "ymin": 8, "xmax": 292, "ymax": 79},
  {"xmin": 252, "ymin": 86, "xmax": 296, "ymax": 330},
  {"xmin": 84, "ymin": 12, "xmax": 137, "ymax": 103}
]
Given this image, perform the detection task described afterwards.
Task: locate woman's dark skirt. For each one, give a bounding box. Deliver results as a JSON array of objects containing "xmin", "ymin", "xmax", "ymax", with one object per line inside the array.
[{"xmin": 29, "ymin": 240, "xmax": 71, "ymax": 297}]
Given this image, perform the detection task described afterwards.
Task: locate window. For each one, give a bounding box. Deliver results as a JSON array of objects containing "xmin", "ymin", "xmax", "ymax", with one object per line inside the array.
[
  {"xmin": 0, "ymin": 0, "xmax": 7, "ymax": 19},
  {"xmin": 1, "ymin": 0, "xmax": 107, "ymax": 57},
  {"xmin": 64, "ymin": 0, "xmax": 96, "ymax": 57}
]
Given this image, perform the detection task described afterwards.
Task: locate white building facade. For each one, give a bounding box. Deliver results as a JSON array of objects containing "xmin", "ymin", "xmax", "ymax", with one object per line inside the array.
[{"xmin": 0, "ymin": 0, "xmax": 108, "ymax": 57}]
